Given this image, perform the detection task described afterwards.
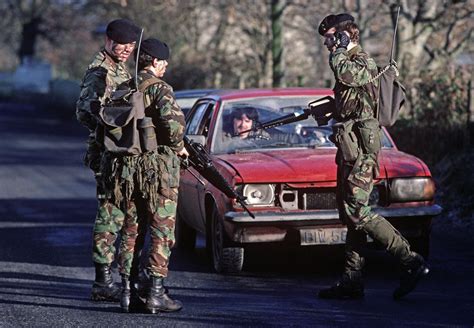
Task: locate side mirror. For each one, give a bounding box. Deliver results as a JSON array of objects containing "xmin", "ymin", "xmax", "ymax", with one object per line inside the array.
[{"xmin": 186, "ymin": 134, "xmax": 206, "ymax": 146}]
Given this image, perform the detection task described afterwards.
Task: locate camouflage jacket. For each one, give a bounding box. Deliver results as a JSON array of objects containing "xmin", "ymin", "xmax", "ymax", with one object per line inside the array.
[
  {"xmin": 76, "ymin": 49, "xmax": 131, "ymax": 131},
  {"xmin": 330, "ymin": 45, "xmax": 379, "ymax": 121},
  {"xmin": 138, "ymin": 70, "xmax": 186, "ymax": 153}
]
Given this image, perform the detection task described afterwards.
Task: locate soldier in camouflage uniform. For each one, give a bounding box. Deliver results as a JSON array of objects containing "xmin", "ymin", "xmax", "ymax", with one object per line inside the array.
[
  {"xmin": 115, "ymin": 38, "xmax": 188, "ymax": 314},
  {"xmin": 76, "ymin": 19, "xmax": 141, "ymax": 302},
  {"xmin": 316, "ymin": 14, "xmax": 429, "ymax": 300}
]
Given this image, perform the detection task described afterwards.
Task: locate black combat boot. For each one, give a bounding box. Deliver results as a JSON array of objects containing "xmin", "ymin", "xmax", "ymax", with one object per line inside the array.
[
  {"xmin": 91, "ymin": 263, "xmax": 121, "ymax": 302},
  {"xmin": 120, "ymin": 276, "xmax": 131, "ymax": 312},
  {"xmin": 145, "ymin": 277, "xmax": 183, "ymax": 314},
  {"xmin": 318, "ymin": 271, "xmax": 364, "ymax": 300},
  {"xmin": 127, "ymin": 279, "xmax": 147, "ymax": 313},
  {"xmin": 393, "ymin": 252, "xmax": 429, "ymax": 300}
]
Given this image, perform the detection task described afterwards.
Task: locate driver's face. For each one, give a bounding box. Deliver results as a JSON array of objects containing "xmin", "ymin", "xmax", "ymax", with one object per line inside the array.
[{"xmin": 233, "ymin": 114, "xmax": 253, "ymax": 139}]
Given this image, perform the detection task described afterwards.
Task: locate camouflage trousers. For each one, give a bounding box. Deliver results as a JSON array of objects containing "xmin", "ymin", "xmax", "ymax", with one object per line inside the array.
[
  {"xmin": 116, "ymin": 148, "xmax": 180, "ymax": 278},
  {"xmin": 94, "ymin": 147, "xmax": 180, "ymax": 277},
  {"xmin": 118, "ymin": 193, "xmax": 177, "ymax": 278},
  {"xmin": 92, "ymin": 200, "xmax": 125, "ymax": 264},
  {"xmin": 337, "ymin": 152, "xmax": 413, "ymax": 277}
]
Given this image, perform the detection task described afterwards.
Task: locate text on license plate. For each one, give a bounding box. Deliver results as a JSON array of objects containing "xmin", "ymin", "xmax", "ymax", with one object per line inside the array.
[
  {"xmin": 300, "ymin": 227, "xmax": 373, "ymax": 246},
  {"xmin": 300, "ymin": 227, "xmax": 347, "ymax": 245}
]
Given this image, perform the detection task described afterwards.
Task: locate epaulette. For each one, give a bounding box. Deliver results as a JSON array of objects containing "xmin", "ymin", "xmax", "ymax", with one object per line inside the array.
[
  {"xmin": 88, "ymin": 50, "xmax": 116, "ymax": 71},
  {"xmin": 87, "ymin": 51, "xmax": 106, "ymax": 70}
]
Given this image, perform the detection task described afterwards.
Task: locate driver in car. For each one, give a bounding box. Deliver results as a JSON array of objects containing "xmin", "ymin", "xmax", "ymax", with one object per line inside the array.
[
  {"xmin": 226, "ymin": 107, "xmax": 270, "ymax": 140},
  {"xmin": 217, "ymin": 106, "xmax": 270, "ymax": 153}
]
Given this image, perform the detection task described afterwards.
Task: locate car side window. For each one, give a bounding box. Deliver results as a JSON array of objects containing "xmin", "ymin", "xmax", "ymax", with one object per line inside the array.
[
  {"xmin": 186, "ymin": 101, "xmax": 214, "ymax": 136},
  {"xmin": 197, "ymin": 103, "xmax": 214, "ymax": 137},
  {"xmin": 186, "ymin": 102, "xmax": 209, "ymax": 135}
]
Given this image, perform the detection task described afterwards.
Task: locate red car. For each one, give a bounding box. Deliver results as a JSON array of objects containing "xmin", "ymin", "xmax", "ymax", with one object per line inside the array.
[{"xmin": 176, "ymin": 88, "xmax": 442, "ymax": 273}]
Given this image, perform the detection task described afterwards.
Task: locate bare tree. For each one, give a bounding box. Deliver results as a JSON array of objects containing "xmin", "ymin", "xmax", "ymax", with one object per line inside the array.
[
  {"xmin": 271, "ymin": 0, "xmax": 288, "ymax": 87},
  {"xmin": 383, "ymin": 0, "xmax": 473, "ymax": 74},
  {"xmin": 3, "ymin": 0, "xmax": 83, "ymax": 65}
]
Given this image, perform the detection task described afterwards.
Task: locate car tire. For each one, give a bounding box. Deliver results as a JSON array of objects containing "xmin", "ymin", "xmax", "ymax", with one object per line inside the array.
[
  {"xmin": 211, "ymin": 204, "xmax": 244, "ymax": 274},
  {"xmin": 175, "ymin": 210, "xmax": 196, "ymax": 251}
]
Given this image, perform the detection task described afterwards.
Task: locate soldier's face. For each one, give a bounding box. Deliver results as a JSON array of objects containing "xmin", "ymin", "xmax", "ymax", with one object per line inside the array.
[
  {"xmin": 105, "ymin": 38, "xmax": 136, "ymax": 62},
  {"xmin": 233, "ymin": 114, "xmax": 253, "ymax": 138},
  {"xmin": 323, "ymin": 27, "xmax": 337, "ymax": 52},
  {"xmin": 154, "ymin": 59, "xmax": 168, "ymax": 78}
]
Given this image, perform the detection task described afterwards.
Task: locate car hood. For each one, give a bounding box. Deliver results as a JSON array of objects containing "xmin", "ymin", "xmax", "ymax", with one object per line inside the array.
[
  {"xmin": 214, "ymin": 148, "xmax": 429, "ymax": 185},
  {"xmin": 216, "ymin": 149, "xmax": 338, "ymax": 184},
  {"xmin": 380, "ymin": 149, "xmax": 430, "ymax": 177}
]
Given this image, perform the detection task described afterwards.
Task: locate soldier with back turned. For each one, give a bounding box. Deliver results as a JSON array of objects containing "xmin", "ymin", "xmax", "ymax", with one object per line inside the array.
[{"xmin": 116, "ymin": 38, "xmax": 188, "ymax": 314}]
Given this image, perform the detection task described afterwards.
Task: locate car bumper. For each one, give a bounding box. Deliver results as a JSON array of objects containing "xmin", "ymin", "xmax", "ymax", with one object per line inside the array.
[{"xmin": 223, "ymin": 204, "xmax": 442, "ymax": 244}]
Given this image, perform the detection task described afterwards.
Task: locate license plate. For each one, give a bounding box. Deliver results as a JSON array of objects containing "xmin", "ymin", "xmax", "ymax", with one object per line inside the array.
[
  {"xmin": 300, "ymin": 227, "xmax": 347, "ymax": 245},
  {"xmin": 300, "ymin": 227, "xmax": 373, "ymax": 246}
]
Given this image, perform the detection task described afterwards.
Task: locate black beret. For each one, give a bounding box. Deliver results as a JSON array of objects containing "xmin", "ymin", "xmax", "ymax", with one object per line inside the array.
[
  {"xmin": 106, "ymin": 19, "xmax": 141, "ymax": 44},
  {"xmin": 140, "ymin": 38, "xmax": 170, "ymax": 60},
  {"xmin": 318, "ymin": 13, "xmax": 354, "ymax": 36}
]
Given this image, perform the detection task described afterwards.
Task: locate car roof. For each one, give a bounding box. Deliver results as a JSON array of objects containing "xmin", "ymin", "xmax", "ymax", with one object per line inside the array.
[
  {"xmin": 174, "ymin": 89, "xmax": 218, "ymax": 98},
  {"xmin": 197, "ymin": 88, "xmax": 334, "ymax": 102}
]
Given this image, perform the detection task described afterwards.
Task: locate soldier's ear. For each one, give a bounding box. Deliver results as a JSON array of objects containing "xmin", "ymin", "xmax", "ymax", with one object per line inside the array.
[
  {"xmin": 152, "ymin": 58, "xmax": 159, "ymax": 68},
  {"xmin": 104, "ymin": 36, "xmax": 113, "ymax": 49}
]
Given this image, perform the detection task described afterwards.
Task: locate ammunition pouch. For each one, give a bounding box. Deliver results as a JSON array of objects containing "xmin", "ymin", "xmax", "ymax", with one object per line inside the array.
[
  {"xmin": 139, "ymin": 117, "xmax": 158, "ymax": 153},
  {"xmin": 331, "ymin": 120, "xmax": 359, "ymax": 162},
  {"xmin": 355, "ymin": 118, "xmax": 382, "ymax": 154},
  {"xmin": 99, "ymin": 90, "xmax": 145, "ymax": 156},
  {"xmin": 100, "ymin": 104, "xmax": 141, "ymax": 155}
]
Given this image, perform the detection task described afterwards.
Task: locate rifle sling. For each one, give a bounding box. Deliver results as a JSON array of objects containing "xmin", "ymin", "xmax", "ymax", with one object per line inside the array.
[{"xmin": 138, "ymin": 77, "xmax": 161, "ymax": 92}]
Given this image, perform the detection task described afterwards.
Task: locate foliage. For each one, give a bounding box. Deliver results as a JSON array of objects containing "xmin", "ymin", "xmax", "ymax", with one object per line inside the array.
[
  {"xmin": 388, "ymin": 65, "xmax": 470, "ymax": 165},
  {"xmin": 434, "ymin": 148, "xmax": 474, "ymax": 224},
  {"xmin": 0, "ymin": 1, "xmax": 471, "ymax": 91},
  {"xmin": 408, "ymin": 66, "xmax": 469, "ymax": 128}
]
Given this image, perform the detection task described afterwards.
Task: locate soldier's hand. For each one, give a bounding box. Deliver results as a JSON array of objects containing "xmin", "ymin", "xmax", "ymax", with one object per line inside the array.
[
  {"xmin": 335, "ymin": 31, "xmax": 350, "ymax": 49},
  {"xmin": 177, "ymin": 147, "xmax": 189, "ymax": 159}
]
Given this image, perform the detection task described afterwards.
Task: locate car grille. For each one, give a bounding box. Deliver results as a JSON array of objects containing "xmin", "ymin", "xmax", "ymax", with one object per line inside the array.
[
  {"xmin": 304, "ymin": 191, "xmax": 337, "ymax": 209},
  {"xmin": 279, "ymin": 186, "xmax": 381, "ymax": 210}
]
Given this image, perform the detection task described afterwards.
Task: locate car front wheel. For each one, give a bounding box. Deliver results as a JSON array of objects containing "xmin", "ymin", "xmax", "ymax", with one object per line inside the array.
[{"xmin": 211, "ymin": 204, "xmax": 244, "ymax": 274}]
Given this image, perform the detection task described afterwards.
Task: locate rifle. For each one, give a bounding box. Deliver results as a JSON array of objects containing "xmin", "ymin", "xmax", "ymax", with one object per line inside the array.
[
  {"xmin": 238, "ymin": 96, "xmax": 334, "ymax": 136},
  {"xmin": 182, "ymin": 136, "xmax": 255, "ymax": 219}
]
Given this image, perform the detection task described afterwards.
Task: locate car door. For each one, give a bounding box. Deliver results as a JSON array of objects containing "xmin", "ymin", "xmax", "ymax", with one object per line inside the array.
[{"xmin": 178, "ymin": 100, "xmax": 216, "ymax": 233}]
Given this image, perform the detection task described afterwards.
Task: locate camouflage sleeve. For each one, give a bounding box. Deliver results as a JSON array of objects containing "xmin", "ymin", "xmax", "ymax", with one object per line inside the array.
[
  {"xmin": 149, "ymin": 84, "xmax": 186, "ymax": 152},
  {"xmin": 76, "ymin": 66, "xmax": 108, "ymax": 131},
  {"xmin": 330, "ymin": 49, "xmax": 374, "ymax": 87}
]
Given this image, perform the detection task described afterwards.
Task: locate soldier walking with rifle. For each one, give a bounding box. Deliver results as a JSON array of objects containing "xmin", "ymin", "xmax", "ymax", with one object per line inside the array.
[{"xmin": 315, "ymin": 13, "xmax": 429, "ymax": 300}]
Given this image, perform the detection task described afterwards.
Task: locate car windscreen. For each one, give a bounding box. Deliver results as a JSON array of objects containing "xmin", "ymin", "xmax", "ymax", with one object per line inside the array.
[{"xmin": 211, "ymin": 96, "xmax": 393, "ymax": 154}]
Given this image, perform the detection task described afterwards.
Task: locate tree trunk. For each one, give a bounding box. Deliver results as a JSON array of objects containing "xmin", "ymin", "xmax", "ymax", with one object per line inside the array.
[
  {"xmin": 18, "ymin": 17, "xmax": 41, "ymax": 64},
  {"xmin": 271, "ymin": 0, "xmax": 286, "ymax": 88},
  {"xmin": 396, "ymin": 0, "xmax": 438, "ymax": 74}
]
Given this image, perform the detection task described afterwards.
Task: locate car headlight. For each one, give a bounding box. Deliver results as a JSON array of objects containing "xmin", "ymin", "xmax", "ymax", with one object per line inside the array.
[
  {"xmin": 242, "ymin": 184, "xmax": 275, "ymax": 206},
  {"xmin": 390, "ymin": 177, "xmax": 435, "ymax": 202}
]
